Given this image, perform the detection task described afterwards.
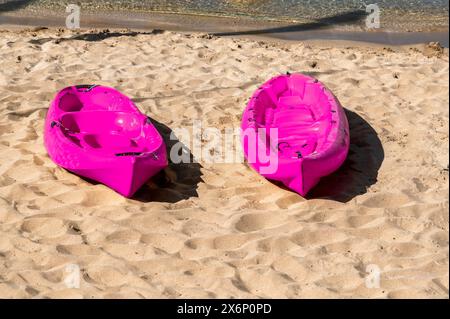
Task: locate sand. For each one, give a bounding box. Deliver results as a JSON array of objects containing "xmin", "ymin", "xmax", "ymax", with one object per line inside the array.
[{"xmin": 0, "ymin": 27, "xmax": 448, "ymax": 299}]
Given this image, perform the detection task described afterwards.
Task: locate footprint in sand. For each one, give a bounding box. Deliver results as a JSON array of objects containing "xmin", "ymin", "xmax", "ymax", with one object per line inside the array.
[
  {"xmin": 291, "ymin": 228, "xmax": 347, "ymax": 247},
  {"xmin": 213, "ymin": 233, "xmax": 257, "ymax": 250},
  {"xmin": 21, "ymin": 217, "xmax": 66, "ymax": 238},
  {"xmin": 235, "ymin": 213, "xmax": 286, "ymax": 233},
  {"xmin": 56, "ymin": 244, "xmax": 100, "ymax": 256},
  {"xmin": 84, "ymin": 266, "xmax": 129, "ymax": 287},
  {"xmin": 105, "ymin": 229, "xmax": 141, "ymax": 244},
  {"xmin": 140, "ymin": 233, "xmax": 185, "ymax": 254},
  {"xmin": 361, "ymin": 193, "xmax": 412, "ymax": 208}
]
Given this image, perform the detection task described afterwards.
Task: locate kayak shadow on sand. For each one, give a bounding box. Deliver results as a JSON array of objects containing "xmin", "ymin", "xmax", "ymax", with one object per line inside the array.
[
  {"xmin": 133, "ymin": 118, "xmax": 203, "ymax": 203},
  {"xmin": 306, "ymin": 109, "xmax": 384, "ymax": 202}
]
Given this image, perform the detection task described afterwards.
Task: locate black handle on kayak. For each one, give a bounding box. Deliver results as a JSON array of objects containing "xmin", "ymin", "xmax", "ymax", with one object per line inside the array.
[
  {"xmin": 75, "ymin": 84, "xmax": 98, "ymax": 92},
  {"xmin": 115, "ymin": 151, "xmax": 159, "ymax": 160},
  {"xmin": 115, "ymin": 152, "xmax": 143, "ymax": 157}
]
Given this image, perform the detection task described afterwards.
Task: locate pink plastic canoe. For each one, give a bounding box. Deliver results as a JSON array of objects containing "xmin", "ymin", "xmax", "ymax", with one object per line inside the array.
[
  {"xmin": 241, "ymin": 73, "xmax": 350, "ymax": 196},
  {"xmin": 44, "ymin": 85, "xmax": 167, "ymax": 197}
]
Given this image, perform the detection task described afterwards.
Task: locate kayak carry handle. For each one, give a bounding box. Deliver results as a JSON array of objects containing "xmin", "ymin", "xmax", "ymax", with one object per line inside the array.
[
  {"xmin": 115, "ymin": 152, "xmax": 143, "ymax": 157},
  {"xmin": 75, "ymin": 84, "xmax": 98, "ymax": 92},
  {"xmin": 115, "ymin": 151, "xmax": 159, "ymax": 160},
  {"xmin": 50, "ymin": 120, "xmax": 78, "ymax": 135}
]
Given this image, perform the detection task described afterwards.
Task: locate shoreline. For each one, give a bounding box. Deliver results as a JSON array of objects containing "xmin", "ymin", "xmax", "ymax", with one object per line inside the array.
[
  {"xmin": 1, "ymin": 11, "xmax": 449, "ymax": 47},
  {"xmin": 5, "ymin": 1, "xmax": 449, "ymax": 31}
]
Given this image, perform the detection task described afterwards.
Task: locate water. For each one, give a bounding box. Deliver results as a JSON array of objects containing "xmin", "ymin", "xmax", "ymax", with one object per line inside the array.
[
  {"xmin": 2, "ymin": 1, "xmax": 448, "ymax": 20},
  {"xmin": 1, "ymin": 0, "xmax": 449, "ymax": 31}
]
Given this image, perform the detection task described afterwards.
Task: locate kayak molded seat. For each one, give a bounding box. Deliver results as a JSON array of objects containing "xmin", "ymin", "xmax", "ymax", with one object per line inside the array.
[
  {"xmin": 241, "ymin": 73, "xmax": 349, "ymax": 196},
  {"xmin": 44, "ymin": 85, "xmax": 168, "ymax": 197}
]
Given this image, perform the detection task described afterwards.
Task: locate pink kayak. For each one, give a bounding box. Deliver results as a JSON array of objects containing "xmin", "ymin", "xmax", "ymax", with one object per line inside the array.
[
  {"xmin": 241, "ymin": 73, "xmax": 349, "ymax": 196},
  {"xmin": 44, "ymin": 85, "xmax": 167, "ymax": 197}
]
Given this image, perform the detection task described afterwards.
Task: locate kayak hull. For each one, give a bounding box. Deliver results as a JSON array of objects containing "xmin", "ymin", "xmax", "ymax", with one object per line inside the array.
[
  {"xmin": 241, "ymin": 73, "xmax": 350, "ymax": 196},
  {"xmin": 44, "ymin": 85, "xmax": 167, "ymax": 197}
]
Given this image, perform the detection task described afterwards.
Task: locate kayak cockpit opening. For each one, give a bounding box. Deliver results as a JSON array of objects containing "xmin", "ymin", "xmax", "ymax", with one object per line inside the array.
[
  {"xmin": 52, "ymin": 111, "xmax": 161, "ymax": 156},
  {"xmin": 58, "ymin": 92, "xmax": 83, "ymax": 112},
  {"xmin": 250, "ymin": 74, "xmax": 337, "ymax": 160}
]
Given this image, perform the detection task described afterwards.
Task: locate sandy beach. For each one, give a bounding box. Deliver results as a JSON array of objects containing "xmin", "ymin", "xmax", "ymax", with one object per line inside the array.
[{"xmin": 0, "ymin": 27, "xmax": 448, "ymax": 298}]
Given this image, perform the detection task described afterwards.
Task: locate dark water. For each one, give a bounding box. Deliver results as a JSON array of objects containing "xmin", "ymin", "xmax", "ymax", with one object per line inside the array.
[
  {"xmin": 1, "ymin": 0, "xmax": 448, "ymax": 32},
  {"xmin": 97, "ymin": 0, "xmax": 449, "ymax": 21},
  {"xmin": 1, "ymin": 1, "xmax": 448, "ymax": 20}
]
